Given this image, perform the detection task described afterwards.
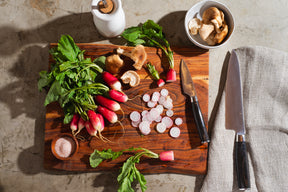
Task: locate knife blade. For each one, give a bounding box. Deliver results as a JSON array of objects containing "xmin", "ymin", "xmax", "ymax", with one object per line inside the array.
[
  {"xmin": 180, "ymin": 59, "xmax": 210, "ymax": 143},
  {"xmin": 226, "ymin": 50, "xmax": 250, "ymax": 190}
]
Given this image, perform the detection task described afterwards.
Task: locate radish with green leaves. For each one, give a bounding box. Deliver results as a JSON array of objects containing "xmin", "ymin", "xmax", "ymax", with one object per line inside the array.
[
  {"xmin": 146, "ymin": 62, "xmax": 165, "ymax": 87},
  {"xmin": 97, "ymin": 106, "xmax": 118, "ymax": 124},
  {"xmin": 85, "ymin": 120, "xmax": 97, "ymax": 137},
  {"xmin": 70, "ymin": 114, "xmax": 80, "ymax": 134},
  {"xmin": 121, "ymin": 20, "xmax": 176, "ymax": 83},
  {"xmin": 90, "ymin": 147, "xmax": 174, "ymax": 192}
]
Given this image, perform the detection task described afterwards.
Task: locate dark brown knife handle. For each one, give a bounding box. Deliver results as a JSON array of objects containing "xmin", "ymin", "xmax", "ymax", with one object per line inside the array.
[
  {"xmin": 191, "ymin": 97, "xmax": 210, "ymax": 143},
  {"xmin": 235, "ymin": 135, "xmax": 250, "ymax": 190}
]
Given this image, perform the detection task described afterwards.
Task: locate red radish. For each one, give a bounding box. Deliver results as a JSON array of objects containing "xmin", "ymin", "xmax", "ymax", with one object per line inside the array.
[
  {"xmin": 108, "ymin": 89, "xmax": 128, "ymax": 103},
  {"xmin": 169, "ymin": 127, "xmax": 181, "ymax": 138},
  {"xmin": 102, "ymin": 71, "xmax": 122, "ymax": 91},
  {"xmin": 96, "ymin": 113, "xmax": 105, "ymax": 132},
  {"xmin": 95, "ymin": 95, "xmax": 121, "ymax": 111},
  {"xmin": 85, "ymin": 120, "xmax": 97, "ymax": 136},
  {"xmin": 130, "ymin": 111, "xmax": 141, "ymax": 122},
  {"xmin": 87, "ymin": 110, "xmax": 102, "ymax": 131},
  {"xmin": 162, "ymin": 116, "xmax": 173, "ymax": 128},
  {"xmin": 74, "ymin": 117, "xmax": 85, "ymax": 135},
  {"xmin": 139, "ymin": 121, "xmax": 151, "ymax": 135},
  {"xmin": 175, "ymin": 117, "xmax": 183, "ymax": 126},
  {"xmin": 156, "ymin": 122, "xmax": 166, "ymax": 133},
  {"xmin": 70, "ymin": 114, "xmax": 80, "ymax": 132},
  {"xmin": 159, "ymin": 151, "xmax": 174, "ymax": 161},
  {"xmin": 97, "ymin": 105, "xmax": 118, "ymax": 124},
  {"xmin": 157, "ymin": 79, "xmax": 165, "ymax": 87},
  {"xmin": 142, "ymin": 93, "xmax": 150, "ymax": 102},
  {"xmin": 166, "ymin": 68, "xmax": 176, "ymax": 82}
]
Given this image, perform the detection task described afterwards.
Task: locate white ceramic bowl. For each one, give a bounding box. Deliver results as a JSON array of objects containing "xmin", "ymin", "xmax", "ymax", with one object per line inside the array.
[{"xmin": 184, "ymin": 0, "xmax": 234, "ymax": 49}]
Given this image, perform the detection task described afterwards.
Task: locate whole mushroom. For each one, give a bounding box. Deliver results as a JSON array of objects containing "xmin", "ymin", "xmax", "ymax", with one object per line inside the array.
[{"xmin": 117, "ymin": 45, "xmax": 147, "ymax": 70}]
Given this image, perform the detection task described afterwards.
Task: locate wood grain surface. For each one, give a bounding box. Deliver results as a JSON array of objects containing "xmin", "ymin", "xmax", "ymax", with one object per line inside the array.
[{"xmin": 44, "ymin": 43, "xmax": 209, "ymax": 175}]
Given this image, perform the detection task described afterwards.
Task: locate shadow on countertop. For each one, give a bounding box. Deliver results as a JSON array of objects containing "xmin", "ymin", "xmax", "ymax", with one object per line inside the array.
[{"xmin": 0, "ymin": 11, "xmax": 205, "ymax": 192}]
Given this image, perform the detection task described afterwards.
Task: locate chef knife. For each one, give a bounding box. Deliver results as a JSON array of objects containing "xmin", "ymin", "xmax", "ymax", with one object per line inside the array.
[
  {"xmin": 226, "ymin": 50, "xmax": 250, "ymax": 190},
  {"xmin": 180, "ymin": 59, "xmax": 210, "ymax": 143}
]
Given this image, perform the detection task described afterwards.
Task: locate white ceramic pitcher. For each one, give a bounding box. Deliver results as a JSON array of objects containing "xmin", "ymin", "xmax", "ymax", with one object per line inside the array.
[{"xmin": 91, "ymin": 0, "xmax": 126, "ymax": 38}]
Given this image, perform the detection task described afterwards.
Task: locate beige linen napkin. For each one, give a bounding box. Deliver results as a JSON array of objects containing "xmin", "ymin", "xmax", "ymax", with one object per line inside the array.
[{"xmin": 201, "ymin": 46, "xmax": 288, "ymax": 192}]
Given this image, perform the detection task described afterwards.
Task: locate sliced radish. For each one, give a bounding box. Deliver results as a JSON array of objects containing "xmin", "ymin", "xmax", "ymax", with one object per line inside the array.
[
  {"xmin": 150, "ymin": 108, "xmax": 160, "ymax": 121},
  {"xmin": 141, "ymin": 110, "xmax": 148, "ymax": 117},
  {"xmin": 130, "ymin": 111, "xmax": 141, "ymax": 122},
  {"xmin": 139, "ymin": 121, "xmax": 151, "ymax": 135},
  {"xmin": 151, "ymin": 91, "xmax": 160, "ymax": 102},
  {"xmin": 142, "ymin": 93, "xmax": 150, "ymax": 102},
  {"xmin": 158, "ymin": 96, "xmax": 166, "ymax": 105},
  {"xmin": 156, "ymin": 122, "xmax": 166, "ymax": 133},
  {"xmin": 175, "ymin": 117, "xmax": 183, "ymax": 126},
  {"xmin": 155, "ymin": 115, "xmax": 162, "ymax": 123},
  {"xmin": 156, "ymin": 104, "xmax": 164, "ymax": 114},
  {"xmin": 169, "ymin": 127, "xmax": 181, "ymax": 138},
  {"xmin": 131, "ymin": 120, "xmax": 141, "ymax": 128},
  {"xmin": 163, "ymin": 100, "xmax": 173, "ymax": 109},
  {"xmin": 160, "ymin": 89, "xmax": 169, "ymax": 97},
  {"xmin": 162, "ymin": 116, "xmax": 173, "ymax": 128},
  {"xmin": 166, "ymin": 109, "xmax": 174, "ymax": 117},
  {"xmin": 147, "ymin": 100, "xmax": 157, "ymax": 108}
]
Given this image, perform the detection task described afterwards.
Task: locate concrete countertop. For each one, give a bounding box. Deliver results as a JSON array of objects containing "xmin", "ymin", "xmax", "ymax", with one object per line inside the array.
[{"xmin": 1, "ymin": 0, "xmax": 288, "ymax": 191}]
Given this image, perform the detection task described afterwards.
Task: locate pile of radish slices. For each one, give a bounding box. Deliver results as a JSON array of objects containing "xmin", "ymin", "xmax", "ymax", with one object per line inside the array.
[{"xmin": 130, "ymin": 89, "xmax": 183, "ymax": 138}]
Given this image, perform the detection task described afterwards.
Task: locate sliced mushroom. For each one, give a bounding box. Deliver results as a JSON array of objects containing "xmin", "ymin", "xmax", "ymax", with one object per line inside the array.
[
  {"xmin": 117, "ymin": 45, "xmax": 147, "ymax": 70},
  {"xmin": 202, "ymin": 7, "xmax": 223, "ymax": 33},
  {"xmin": 105, "ymin": 54, "xmax": 124, "ymax": 74},
  {"xmin": 199, "ymin": 23, "xmax": 214, "ymax": 41},
  {"xmin": 120, "ymin": 70, "xmax": 140, "ymax": 87},
  {"xmin": 214, "ymin": 23, "xmax": 228, "ymax": 44},
  {"xmin": 188, "ymin": 18, "xmax": 201, "ymax": 35}
]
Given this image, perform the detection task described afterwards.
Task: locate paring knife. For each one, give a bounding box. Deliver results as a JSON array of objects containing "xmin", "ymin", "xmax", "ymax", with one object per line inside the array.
[
  {"xmin": 180, "ymin": 59, "xmax": 210, "ymax": 143},
  {"xmin": 226, "ymin": 50, "xmax": 250, "ymax": 190}
]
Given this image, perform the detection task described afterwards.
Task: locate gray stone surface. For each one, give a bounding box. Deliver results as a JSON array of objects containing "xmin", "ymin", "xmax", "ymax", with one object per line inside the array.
[{"xmin": 1, "ymin": 0, "xmax": 288, "ymax": 191}]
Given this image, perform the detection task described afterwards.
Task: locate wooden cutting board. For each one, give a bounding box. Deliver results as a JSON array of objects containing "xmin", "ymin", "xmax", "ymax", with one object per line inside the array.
[{"xmin": 44, "ymin": 43, "xmax": 209, "ymax": 175}]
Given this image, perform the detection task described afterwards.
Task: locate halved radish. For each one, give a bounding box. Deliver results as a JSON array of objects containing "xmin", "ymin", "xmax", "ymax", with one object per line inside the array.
[
  {"xmin": 159, "ymin": 151, "xmax": 174, "ymax": 161},
  {"xmin": 162, "ymin": 116, "xmax": 173, "ymax": 128},
  {"xmin": 156, "ymin": 122, "xmax": 166, "ymax": 133},
  {"xmin": 139, "ymin": 121, "xmax": 151, "ymax": 135},
  {"xmin": 169, "ymin": 127, "xmax": 181, "ymax": 138}
]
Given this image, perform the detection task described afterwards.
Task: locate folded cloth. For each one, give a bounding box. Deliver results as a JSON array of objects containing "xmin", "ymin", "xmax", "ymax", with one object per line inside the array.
[{"xmin": 200, "ymin": 46, "xmax": 288, "ymax": 192}]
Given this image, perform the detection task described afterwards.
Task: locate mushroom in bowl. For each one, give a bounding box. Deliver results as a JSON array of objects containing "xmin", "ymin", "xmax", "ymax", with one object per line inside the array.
[{"xmin": 185, "ymin": 0, "xmax": 234, "ymax": 49}]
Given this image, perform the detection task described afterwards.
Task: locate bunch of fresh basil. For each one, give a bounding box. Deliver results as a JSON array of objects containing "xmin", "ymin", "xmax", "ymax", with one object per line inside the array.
[{"xmin": 38, "ymin": 35, "xmax": 109, "ymax": 124}]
